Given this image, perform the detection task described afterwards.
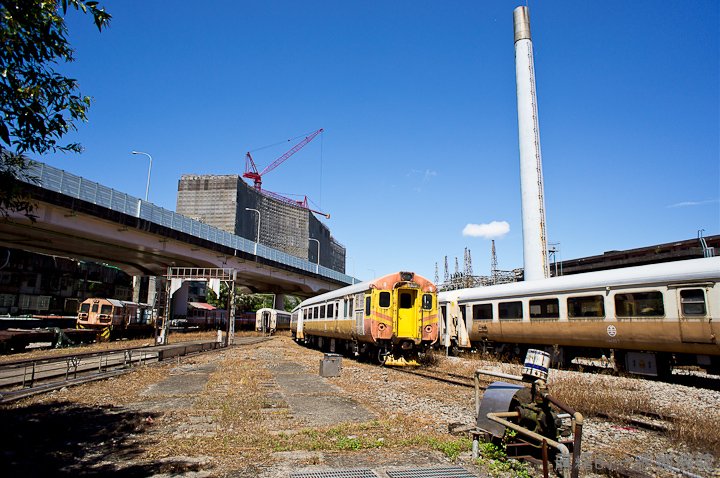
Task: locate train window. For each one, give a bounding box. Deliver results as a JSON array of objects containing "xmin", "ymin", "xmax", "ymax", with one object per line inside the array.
[
  {"xmin": 327, "ymin": 303, "xmax": 335, "ymax": 318},
  {"xmin": 320, "ymin": 305, "xmax": 326, "ymax": 319},
  {"xmin": 399, "ymin": 292, "xmax": 412, "ymax": 309},
  {"xmin": 91, "ymin": 303, "xmax": 99, "ymax": 313},
  {"xmin": 615, "ymin": 292, "xmax": 665, "ymax": 318},
  {"xmin": 529, "ymin": 298, "xmax": 559, "ymax": 319},
  {"xmin": 365, "ymin": 296, "xmax": 371, "ymax": 316},
  {"xmin": 461, "ymin": 305, "xmax": 467, "ymax": 322},
  {"xmin": 80, "ymin": 303, "xmax": 90, "ymax": 313},
  {"xmin": 314, "ymin": 306, "xmax": 320, "ymax": 319},
  {"xmin": 567, "ymin": 295, "xmax": 605, "ymax": 318},
  {"xmin": 680, "ymin": 289, "xmax": 706, "ymax": 316},
  {"xmin": 343, "ymin": 299, "xmax": 348, "ymax": 318},
  {"xmin": 349, "ymin": 298, "xmax": 354, "ymax": 315},
  {"xmin": 499, "ymin": 301, "xmax": 523, "ymax": 320},
  {"xmin": 422, "ymin": 294, "xmax": 433, "ymax": 310},
  {"xmin": 472, "ymin": 303, "xmax": 493, "ymax": 320},
  {"xmin": 379, "ymin": 292, "xmax": 391, "ymax": 308},
  {"xmin": 100, "ymin": 305, "xmax": 112, "ymax": 315}
]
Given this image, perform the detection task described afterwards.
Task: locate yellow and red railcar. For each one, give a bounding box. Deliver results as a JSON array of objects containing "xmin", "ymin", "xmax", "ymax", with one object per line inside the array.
[
  {"xmin": 291, "ymin": 271, "xmax": 438, "ymax": 364},
  {"xmin": 77, "ymin": 298, "xmax": 153, "ymax": 340}
]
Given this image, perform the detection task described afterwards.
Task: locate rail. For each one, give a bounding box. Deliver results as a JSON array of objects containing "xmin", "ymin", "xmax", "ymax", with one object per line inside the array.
[
  {"xmin": 24, "ymin": 161, "xmax": 355, "ymax": 284},
  {"xmin": 0, "ymin": 348, "xmax": 159, "ymax": 394}
]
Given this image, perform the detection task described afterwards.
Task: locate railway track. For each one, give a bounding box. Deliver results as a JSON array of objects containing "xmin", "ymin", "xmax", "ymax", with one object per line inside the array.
[
  {"xmin": 0, "ymin": 336, "xmax": 271, "ymax": 403},
  {"xmin": 394, "ymin": 366, "xmax": 681, "ymax": 434}
]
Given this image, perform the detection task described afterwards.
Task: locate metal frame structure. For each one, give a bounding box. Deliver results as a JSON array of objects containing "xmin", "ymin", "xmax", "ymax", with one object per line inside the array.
[{"xmin": 161, "ymin": 267, "xmax": 238, "ymax": 346}]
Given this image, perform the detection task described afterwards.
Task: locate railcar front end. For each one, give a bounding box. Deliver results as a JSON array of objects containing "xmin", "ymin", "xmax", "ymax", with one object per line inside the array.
[{"xmin": 292, "ymin": 271, "xmax": 438, "ymax": 364}]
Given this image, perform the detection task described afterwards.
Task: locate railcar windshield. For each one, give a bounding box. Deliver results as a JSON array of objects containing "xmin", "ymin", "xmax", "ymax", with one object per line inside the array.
[
  {"xmin": 379, "ymin": 292, "xmax": 391, "ymax": 308},
  {"xmin": 399, "ymin": 292, "xmax": 412, "ymax": 309},
  {"xmin": 80, "ymin": 303, "xmax": 90, "ymax": 313},
  {"xmin": 422, "ymin": 294, "xmax": 433, "ymax": 310},
  {"xmin": 100, "ymin": 304, "xmax": 113, "ymax": 315}
]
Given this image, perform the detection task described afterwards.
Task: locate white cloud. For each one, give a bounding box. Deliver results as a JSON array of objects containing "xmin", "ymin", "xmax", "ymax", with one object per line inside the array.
[
  {"xmin": 462, "ymin": 221, "xmax": 510, "ymax": 239},
  {"xmin": 667, "ymin": 199, "xmax": 719, "ymax": 208}
]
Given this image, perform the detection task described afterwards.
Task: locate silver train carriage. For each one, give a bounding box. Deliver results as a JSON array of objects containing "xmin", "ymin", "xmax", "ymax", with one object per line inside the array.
[
  {"xmin": 438, "ymin": 257, "xmax": 720, "ymax": 377},
  {"xmin": 256, "ymin": 307, "xmax": 291, "ymax": 335},
  {"xmin": 291, "ymin": 271, "xmax": 438, "ymax": 364}
]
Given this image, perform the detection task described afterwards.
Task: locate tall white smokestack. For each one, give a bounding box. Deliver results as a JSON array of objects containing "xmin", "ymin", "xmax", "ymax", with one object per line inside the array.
[{"xmin": 514, "ymin": 6, "xmax": 549, "ymax": 281}]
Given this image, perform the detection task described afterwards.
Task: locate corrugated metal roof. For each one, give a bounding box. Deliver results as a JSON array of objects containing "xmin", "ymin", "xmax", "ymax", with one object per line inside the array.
[{"xmin": 188, "ymin": 302, "xmax": 216, "ymax": 310}]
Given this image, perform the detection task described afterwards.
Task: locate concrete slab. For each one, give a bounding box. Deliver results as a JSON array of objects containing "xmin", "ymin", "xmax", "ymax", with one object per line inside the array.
[
  {"xmin": 139, "ymin": 363, "xmax": 217, "ymax": 410},
  {"xmin": 272, "ymin": 361, "xmax": 375, "ymax": 426}
]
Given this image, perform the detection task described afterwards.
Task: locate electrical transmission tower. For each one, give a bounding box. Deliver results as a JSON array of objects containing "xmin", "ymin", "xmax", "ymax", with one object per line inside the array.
[{"xmin": 491, "ymin": 240, "xmax": 498, "ymax": 285}]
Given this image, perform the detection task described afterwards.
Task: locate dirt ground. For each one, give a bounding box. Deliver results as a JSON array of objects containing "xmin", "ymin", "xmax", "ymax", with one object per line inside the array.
[
  {"xmin": 1, "ymin": 335, "xmax": 481, "ymax": 477},
  {"xmin": 1, "ymin": 334, "xmax": 717, "ymax": 477}
]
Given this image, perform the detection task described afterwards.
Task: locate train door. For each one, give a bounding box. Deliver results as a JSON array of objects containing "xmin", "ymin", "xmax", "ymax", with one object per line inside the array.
[
  {"xmin": 265, "ymin": 310, "xmax": 274, "ymax": 333},
  {"xmin": 296, "ymin": 309, "xmax": 305, "ymax": 339},
  {"xmin": 439, "ymin": 303, "xmax": 448, "ymax": 347},
  {"xmin": 396, "ymin": 288, "xmax": 419, "ymax": 338},
  {"xmin": 677, "ymin": 287, "xmax": 714, "ymax": 343},
  {"xmin": 354, "ymin": 294, "xmax": 363, "ymax": 335}
]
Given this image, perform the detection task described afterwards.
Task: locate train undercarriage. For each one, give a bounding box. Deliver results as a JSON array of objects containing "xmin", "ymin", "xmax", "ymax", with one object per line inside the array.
[
  {"xmin": 442, "ymin": 339, "xmax": 720, "ymax": 378},
  {"xmin": 295, "ymin": 334, "xmax": 432, "ymax": 366}
]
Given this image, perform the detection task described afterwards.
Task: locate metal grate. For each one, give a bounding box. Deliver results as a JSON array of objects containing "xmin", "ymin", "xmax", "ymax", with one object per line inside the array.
[
  {"xmin": 290, "ymin": 469, "xmax": 378, "ymax": 478},
  {"xmin": 386, "ymin": 466, "xmax": 478, "ymax": 478}
]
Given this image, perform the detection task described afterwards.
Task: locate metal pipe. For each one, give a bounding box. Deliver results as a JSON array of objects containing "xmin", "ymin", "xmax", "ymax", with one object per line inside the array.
[
  {"xmin": 487, "ymin": 411, "xmax": 571, "ymax": 474},
  {"xmin": 475, "ymin": 368, "xmax": 525, "ymax": 382},
  {"xmin": 544, "ymin": 394, "xmax": 583, "ymax": 478}
]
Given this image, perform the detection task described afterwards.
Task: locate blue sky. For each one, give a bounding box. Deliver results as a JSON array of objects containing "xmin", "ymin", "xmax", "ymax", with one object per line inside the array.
[{"xmin": 35, "ymin": 0, "xmax": 719, "ymax": 282}]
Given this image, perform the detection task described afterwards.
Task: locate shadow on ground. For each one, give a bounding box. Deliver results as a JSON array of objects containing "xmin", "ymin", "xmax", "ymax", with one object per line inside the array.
[{"xmin": 1, "ymin": 401, "xmax": 206, "ymax": 477}]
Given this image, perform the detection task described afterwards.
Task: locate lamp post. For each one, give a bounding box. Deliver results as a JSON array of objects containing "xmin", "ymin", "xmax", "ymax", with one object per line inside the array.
[
  {"xmin": 245, "ymin": 208, "xmax": 260, "ymax": 255},
  {"xmin": 131, "ymin": 151, "xmax": 153, "ymax": 202},
  {"xmin": 309, "ymin": 238, "xmax": 320, "ymax": 273}
]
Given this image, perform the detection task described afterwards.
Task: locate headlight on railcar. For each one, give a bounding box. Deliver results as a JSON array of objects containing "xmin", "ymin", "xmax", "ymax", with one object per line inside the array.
[{"xmin": 400, "ymin": 272, "xmax": 414, "ymax": 281}]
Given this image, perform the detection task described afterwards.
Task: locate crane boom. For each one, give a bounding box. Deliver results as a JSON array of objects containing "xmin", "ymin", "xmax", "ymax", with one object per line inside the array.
[
  {"xmin": 259, "ymin": 128, "xmax": 324, "ymax": 177},
  {"xmin": 243, "ymin": 128, "xmax": 324, "ymax": 190}
]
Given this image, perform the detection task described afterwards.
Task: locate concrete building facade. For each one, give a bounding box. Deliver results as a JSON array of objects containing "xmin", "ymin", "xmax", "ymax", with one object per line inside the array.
[{"xmin": 176, "ymin": 175, "xmax": 345, "ymax": 273}]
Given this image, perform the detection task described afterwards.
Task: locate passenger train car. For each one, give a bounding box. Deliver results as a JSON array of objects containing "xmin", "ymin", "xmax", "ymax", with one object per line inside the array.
[
  {"xmin": 438, "ymin": 257, "xmax": 720, "ymax": 377},
  {"xmin": 291, "ymin": 271, "xmax": 438, "ymax": 364},
  {"xmin": 256, "ymin": 308, "xmax": 291, "ymax": 335},
  {"xmin": 76, "ymin": 298, "xmax": 154, "ymax": 340}
]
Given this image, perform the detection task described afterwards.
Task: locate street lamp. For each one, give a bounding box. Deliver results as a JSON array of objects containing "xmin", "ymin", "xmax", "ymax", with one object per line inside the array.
[
  {"xmin": 131, "ymin": 151, "xmax": 153, "ymax": 201},
  {"xmin": 245, "ymin": 208, "xmax": 260, "ymax": 255},
  {"xmin": 309, "ymin": 238, "xmax": 320, "ymax": 273}
]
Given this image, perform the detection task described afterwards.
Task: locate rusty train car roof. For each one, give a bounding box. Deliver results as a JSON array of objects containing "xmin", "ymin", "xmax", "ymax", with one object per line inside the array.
[{"xmin": 295, "ymin": 271, "xmax": 437, "ymax": 309}]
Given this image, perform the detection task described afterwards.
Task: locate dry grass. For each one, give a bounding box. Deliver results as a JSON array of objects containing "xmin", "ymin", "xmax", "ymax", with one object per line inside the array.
[{"xmin": 428, "ymin": 350, "xmax": 720, "ymax": 456}]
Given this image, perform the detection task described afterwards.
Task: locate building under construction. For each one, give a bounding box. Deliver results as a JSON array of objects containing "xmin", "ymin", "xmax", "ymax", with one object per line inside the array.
[{"xmin": 176, "ymin": 175, "xmax": 346, "ymax": 273}]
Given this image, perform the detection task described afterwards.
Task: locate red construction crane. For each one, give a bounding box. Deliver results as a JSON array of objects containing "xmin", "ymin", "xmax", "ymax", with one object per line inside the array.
[
  {"xmin": 244, "ymin": 128, "xmax": 324, "ymax": 191},
  {"xmin": 243, "ymin": 128, "xmax": 330, "ymax": 219}
]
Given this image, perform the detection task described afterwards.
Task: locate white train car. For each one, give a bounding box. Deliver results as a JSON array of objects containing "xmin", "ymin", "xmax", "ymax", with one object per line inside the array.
[
  {"xmin": 438, "ymin": 257, "xmax": 720, "ymax": 377},
  {"xmin": 255, "ymin": 308, "xmax": 291, "ymax": 335}
]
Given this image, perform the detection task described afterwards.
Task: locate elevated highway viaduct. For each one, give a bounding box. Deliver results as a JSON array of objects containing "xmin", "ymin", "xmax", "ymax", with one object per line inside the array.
[{"xmin": 0, "ymin": 162, "xmax": 354, "ymax": 299}]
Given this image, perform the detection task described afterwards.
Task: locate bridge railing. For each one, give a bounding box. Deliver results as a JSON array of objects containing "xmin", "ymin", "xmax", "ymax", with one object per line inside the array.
[{"xmin": 26, "ymin": 162, "xmax": 355, "ymax": 284}]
